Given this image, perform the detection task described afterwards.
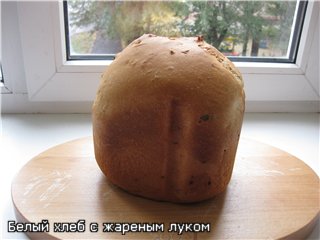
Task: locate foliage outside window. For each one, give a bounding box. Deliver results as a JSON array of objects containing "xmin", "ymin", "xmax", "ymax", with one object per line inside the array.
[{"xmin": 66, "ymin": 0, "xmax": 302, "ymax": 61}]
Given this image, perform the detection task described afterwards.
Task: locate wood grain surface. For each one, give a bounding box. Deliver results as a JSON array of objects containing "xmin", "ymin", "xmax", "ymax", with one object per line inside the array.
[{"xmin": 11, "ymin": 137, "xmax": 319, "ymax": 239}]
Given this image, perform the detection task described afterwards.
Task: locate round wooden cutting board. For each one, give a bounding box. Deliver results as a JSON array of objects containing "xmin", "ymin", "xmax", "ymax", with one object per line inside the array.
[{"xmin": 11, "ymin": 137, "xmax": 319, "ymax": 239}]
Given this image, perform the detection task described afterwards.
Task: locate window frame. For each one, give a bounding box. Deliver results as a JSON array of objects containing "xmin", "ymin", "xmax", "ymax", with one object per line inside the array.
[
  {"xmin": 63, "ymin": 0, "xmax": 308, "ymax": 64},
  {"xmin": 2, "ymin": 1, "xmax": 319, "ymax": 112}
]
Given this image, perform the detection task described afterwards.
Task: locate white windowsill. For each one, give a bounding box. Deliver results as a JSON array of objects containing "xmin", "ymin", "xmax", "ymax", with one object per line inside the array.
[{"xmin": 0, "ymin": 113, "xmax": 319, "ymax": 239}]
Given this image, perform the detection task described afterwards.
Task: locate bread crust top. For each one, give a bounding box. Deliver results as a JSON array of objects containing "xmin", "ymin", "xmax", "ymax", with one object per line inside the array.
[{"xmin": 93, "ymin": 34, "xmax": 244, "ymax": 118}]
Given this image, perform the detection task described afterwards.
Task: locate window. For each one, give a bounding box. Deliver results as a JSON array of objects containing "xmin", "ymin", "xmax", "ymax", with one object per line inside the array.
[
  {"xmin": 0, "ymin": 62, "xmax": 12, "ymax": 94},
  {"xmin": 0, "ymin": 64, "xmax": 3, "ymax": 84},
  {"xmin": 1, "ymin": 1, "xmax": 318, "ymax": 112},
  {"xmin": 64, "ymin": 1, "xmax": 307, "ymax": 63}
]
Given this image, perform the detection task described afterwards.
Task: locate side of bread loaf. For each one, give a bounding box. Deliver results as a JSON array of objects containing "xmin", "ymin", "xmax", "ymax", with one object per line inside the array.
[{"xmin": 93, "ymin": 34, "xmax": 245, "ymax": 202}]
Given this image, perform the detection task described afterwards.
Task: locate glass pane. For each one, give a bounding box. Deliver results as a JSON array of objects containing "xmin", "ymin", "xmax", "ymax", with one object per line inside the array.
[{"xmin": 66, "ymin": 0, "xmax": 300, "ymax": 60}]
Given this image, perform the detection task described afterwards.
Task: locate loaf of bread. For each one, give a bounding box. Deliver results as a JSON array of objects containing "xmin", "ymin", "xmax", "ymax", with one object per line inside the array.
[{"xmin": 92, "ymin": 34, "xmax": 245, "ymax": 203}]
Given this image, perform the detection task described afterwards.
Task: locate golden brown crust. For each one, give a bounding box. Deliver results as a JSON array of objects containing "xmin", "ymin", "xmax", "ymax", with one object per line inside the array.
[{"xmin": 92, "ymin": 34, "xmax": 245, "ymax": 203}]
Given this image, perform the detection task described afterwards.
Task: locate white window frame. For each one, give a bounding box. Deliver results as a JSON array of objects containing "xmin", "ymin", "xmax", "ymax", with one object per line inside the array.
[{"xmin": 2, "ymin": 1, "xmax": 319, "ymax": 112}]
